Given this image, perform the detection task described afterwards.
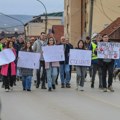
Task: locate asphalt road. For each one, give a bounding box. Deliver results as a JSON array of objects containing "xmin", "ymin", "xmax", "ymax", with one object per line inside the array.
[{"xmin": 0, "ymin": 74, "xmax": 120, "ymax": 120}]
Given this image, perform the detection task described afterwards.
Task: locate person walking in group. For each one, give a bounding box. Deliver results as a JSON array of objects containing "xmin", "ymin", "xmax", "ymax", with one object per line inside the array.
[
  {"xmin": 66, "ymin": 38, "xmax": 73, "ymax": 80},
  {"xmin": 84, "ymin": 36, "xmax": 92, "ymax": 79},
  {"xmin": 59, "ymin": 36, "xmax": 71, "ymax": 88},
  {"xmin": 100, "ymin": 34, "xmax": 114, "ymax": 92},
  {"xmin": 76, "ymin": 40, "xmax": 86, "ymax": 91},
  {"xmin": 90, "ymin": 34, "xmax": 103, "ymax": 89},
  {"xmin": 1, "ymin": 41, "xmax": 16, "ymax": 92},
  {"xmin": 20, "ymin": 41, "xmax": 33, "ymax": 91},
  {"xmin": 32, "ymin": 32, "xmax": 47, "ymax": 89},
  {"xmin": 45, "ymin": 37, "xmax": 59, "ymax": 91}
]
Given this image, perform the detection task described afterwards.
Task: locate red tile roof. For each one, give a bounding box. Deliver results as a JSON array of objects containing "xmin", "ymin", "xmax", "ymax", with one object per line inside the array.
[
  {"xmin": 100, "ymin": 17, "xmax": 120, "ymax": 36},
  {"xmin": 52, "ymin": 25, "xmax": 64, "ymax": 44}
]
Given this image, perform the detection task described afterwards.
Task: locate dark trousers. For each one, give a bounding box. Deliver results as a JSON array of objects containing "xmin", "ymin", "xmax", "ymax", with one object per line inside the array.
[
  {"xmin": 36, "ymin": 61, "xmax": 46, "ymax": 87},
  {"xmin": 91, "ymin": 64, "xmax": 102, "ymax": 87},
  {"xmin": 3, "ymin": 75, "xmax": 16, "ymax": 89},
  {"xmin": 85, "ymin": 66, "xmax": 92, "ymax": 78},
  {"xmin": 102, "ymin": 62, "xmax": 114, "ymax": 88}
]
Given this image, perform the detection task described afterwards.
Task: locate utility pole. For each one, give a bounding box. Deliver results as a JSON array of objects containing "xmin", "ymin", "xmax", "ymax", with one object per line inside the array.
[
  {"xmin": 81, "ymin": 0, "xmax": 87, "ymax": 40},
  {"xmin": 36, "ymin": 0, "xmax": 48, "ymax": 34},
  {"xmin": 89, "ymin": 0, "xmax": 94, "ymax": 39}
]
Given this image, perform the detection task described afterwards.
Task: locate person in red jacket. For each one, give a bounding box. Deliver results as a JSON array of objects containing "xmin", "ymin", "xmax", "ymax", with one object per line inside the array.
[{"xmin": 1, "ymin": 41, "xmax": 16, "ymax": 92}]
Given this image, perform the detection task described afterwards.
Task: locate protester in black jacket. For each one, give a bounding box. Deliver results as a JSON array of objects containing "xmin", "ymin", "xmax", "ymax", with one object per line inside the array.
[
  {"xmin": 59, "ymin": 36, "xmax": 71, "ymax": 88},
  {"xmin": 100, "ymin": 34, "xmax": 114, "ymax": 92}
]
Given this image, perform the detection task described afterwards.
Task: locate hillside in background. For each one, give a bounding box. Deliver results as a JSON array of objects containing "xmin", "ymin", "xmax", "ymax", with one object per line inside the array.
[{"xmin": 0, "ymin": 15, "xmax": 33, "ymax": 32}]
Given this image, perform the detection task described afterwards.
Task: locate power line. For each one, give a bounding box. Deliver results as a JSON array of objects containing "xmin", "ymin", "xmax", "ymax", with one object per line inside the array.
[
  {"xmin": 105, "ymin": 7, "xmax": 120, "ymax": 15},
  {"xmin": 99, "ymin": 0, "xmax": 113, "ymax": 22}
]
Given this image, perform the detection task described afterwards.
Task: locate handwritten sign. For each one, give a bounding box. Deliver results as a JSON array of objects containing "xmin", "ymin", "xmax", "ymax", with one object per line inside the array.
[
  {"xmin": 0, "ymin": 49, "xmax": 15, "ymax": 66},
  {"xmin": 17, "ymin": 51, "xmax": 40, "ymax": 69},
  {"xmin": 42, "ymin": 45, "xmax": 65, "ymax": 62},
  {"xmin": 69, "ymin": 49, "xmax": 92, "ymax": 66},
  {"xmin": 97, "ymin": 42, "xmax": 120, "ymax": 59}
]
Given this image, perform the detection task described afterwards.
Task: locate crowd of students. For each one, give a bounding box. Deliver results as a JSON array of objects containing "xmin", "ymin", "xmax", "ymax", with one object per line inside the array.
[{"xmin": 0, "ymin": 32, "xmax": 117, "ymax": 92}]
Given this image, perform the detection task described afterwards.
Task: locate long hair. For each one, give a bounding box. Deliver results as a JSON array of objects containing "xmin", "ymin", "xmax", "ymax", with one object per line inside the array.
[
  {"xmin": 77, "ymin": 40, "xmax": 85, "ymax": 49},
  {"xmin": 7, "ymin": 41, "xmax": 14, "ymax": 48},
  {"xmin": 47, "ymin": 37, "xmax": 56, "ymax": 45},
  {"xmin": 23, "ymin": 41, "xmax": 32, "ymax": 51}
]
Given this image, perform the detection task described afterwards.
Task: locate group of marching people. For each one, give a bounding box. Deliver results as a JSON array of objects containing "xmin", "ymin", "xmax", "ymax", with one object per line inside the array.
[{"xmin": 0, "ymin": 32, "xmax": 116, "ymax": 92}]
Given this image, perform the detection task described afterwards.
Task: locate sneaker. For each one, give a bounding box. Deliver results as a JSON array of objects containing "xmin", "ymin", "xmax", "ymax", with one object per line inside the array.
[
  {"xmin": 66, "ymin": 83, "xmax": 71, "ymax": 88},
  {"xmin": 103, "ymin": 88, "xmax": 107, "ymax": 92},
  {"xmin": 27, "ymin": 89, "xmax": 31, "ymax": 92},
  {"xmin": 61, "ymin": 83, "xmax": 65, "ymax": 88},
  {"xmin": 5, "ymin": 89, "xmax": 9, "ymax": 92},
  {"xmin": 108, "ymin": 86, "xmax": 114, "ymax": 92},
  {"xmin": 41, "ymin": 86, "xmax": 47, "ymax": 89}
]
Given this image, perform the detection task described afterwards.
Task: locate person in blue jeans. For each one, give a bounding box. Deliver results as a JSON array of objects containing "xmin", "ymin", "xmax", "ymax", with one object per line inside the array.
[
  {"xmin": 76, "ymin": 40, "xmax": 86, "ymax": 91},
  {"xmin": 20, "ymin": 41, "xmax": 33, "ymax": 91},
  {"xmin": 45, "ymin": 37, "xmax": 59, "ymax": 91},
  {"xmin": 59, "ymin": 36, "xmax": 72, "ymax": 88}
]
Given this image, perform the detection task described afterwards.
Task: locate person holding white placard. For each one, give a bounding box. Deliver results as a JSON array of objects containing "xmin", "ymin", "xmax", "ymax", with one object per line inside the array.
[
  {"xmin": 75, "ymin": 40, "xmax": 86, "ymax": 91},
  {"xmin": 20, "ymin": 41, "xmax": 33, "ymax": 91},
  {"xmin": 32, "ymin": 32, "xmax": 47, "ymax": 89},
  {"xmin": 100, "ymin": 34, "xmax": 115, "ymax": 92},
  {"xmin": 1, "ymin": 41, "xmax": 16, "ymax": 92},
  {"xmin": 45, "ymin": 37, "xmax": 59, "ymax": 91},
  {"xmin": 59, "ymin": 36, "xmax": 71, "ymax": 88}
]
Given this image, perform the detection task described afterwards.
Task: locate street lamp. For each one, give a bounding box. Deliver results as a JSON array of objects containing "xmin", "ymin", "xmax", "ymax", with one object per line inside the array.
[
  {"xmin": 36, "ymin": 0, "xmax": 48, "ymax": 34},
  {"xmin": 0, "ymin": 12, "xmax": 26, "ymax": 39}
]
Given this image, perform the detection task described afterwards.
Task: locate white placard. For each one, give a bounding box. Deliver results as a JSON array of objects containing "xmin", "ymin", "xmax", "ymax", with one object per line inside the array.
[
  {"xmin": 0, "ymin": 49, "xmax": 15, "ymax": 66},
  {"xmin": 42, "ymin": 45, "xmax": 65, "ymax": 62},
  {"xmin": 17, "ymin": 51, "xmax": 40, "ymax": 69},
  {"xmin": 69, "ymin": 49, "xmax": 92, "ymax": 66},
  {"xmin": 97, "ymin": 42, "xmax": 120, "ymax": 59}
]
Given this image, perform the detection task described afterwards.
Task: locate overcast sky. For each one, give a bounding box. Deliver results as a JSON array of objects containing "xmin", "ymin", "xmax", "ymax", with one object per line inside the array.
[{"xmin": 0, "ymin": 0, "xmax": 64, "ymax": 15}]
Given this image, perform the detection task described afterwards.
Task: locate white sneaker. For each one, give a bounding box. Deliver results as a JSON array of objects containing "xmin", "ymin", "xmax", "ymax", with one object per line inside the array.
[
  {"xmin": 79, "ymin": 87, "xmax": 84, "ymax": 91},
  {"xmin": 5, "ymin": 89, "xmax": 9, "ymax": 92},
  {"xmin": 108, "ymin": 86, "xmax": 114, "ymax": 92}
]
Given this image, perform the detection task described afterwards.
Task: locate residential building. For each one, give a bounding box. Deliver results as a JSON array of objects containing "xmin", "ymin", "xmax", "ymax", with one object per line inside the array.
[
  {"xmin": 25, "ymin": 12, "xmax": 63, "ymax": 37},
  {"xmin": 64, "ymin": 0, "xmax": 120, "ymax": 46},
  {"xmin": 64, "ymin": 0, "xmax": 87, "ymax": 47}
]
